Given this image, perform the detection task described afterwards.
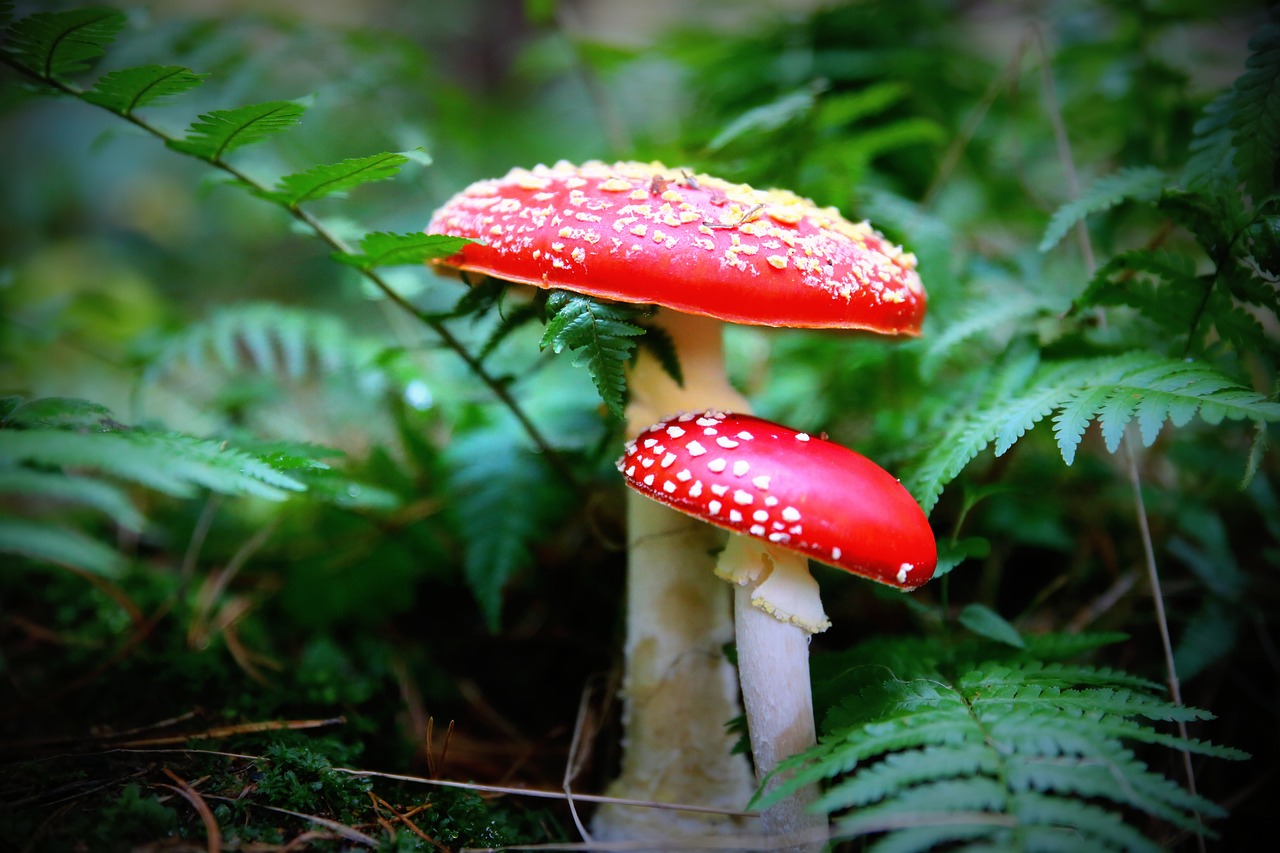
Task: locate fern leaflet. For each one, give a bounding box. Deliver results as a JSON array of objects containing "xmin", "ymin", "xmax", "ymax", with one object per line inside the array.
[
  {"xmin": 1039, "ymin": 166, "xmax": 1167, "ymax": 252},
  {"xmin": 0, "ymin": 469, "xmax": 145, "ymax": 531},
  {"xmin": 1229, "ymin": 13, "xmax": 1280, "ymax": 203},
  {"xmin": 82, "ymin": 64, "xmax": 207, "ymax": 113},
  {"xmin": 167, "ymin": 100, "xmax": 307, "ymax": 161},
  {"xmin": 539, "ymin": 291, "xmax": 646, "ymax": 418},
  {"xmin": 332, "ymin": 231, "xmax": 472, "ymax": 270},
  {"xmin": 0, "ymin": 517, "xmax": 125, "ymax": 577},
  {"xmin": 1, "ymin": 7, "xmax": 124, "ymax": 78},
  {"xmin": 253, "ymin": 150, "xmax": 428, "ymax": 207},
  {"xmin": 905, "ymin": 351, "xmax": 1280, "ymax": 512},
  {"xmin": 768, "ymin": 636, "xmax": 1242, "ymax": 850}
]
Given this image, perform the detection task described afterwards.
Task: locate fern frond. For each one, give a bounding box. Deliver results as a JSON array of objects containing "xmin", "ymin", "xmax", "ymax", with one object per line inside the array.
[
  {"xmin": 1184, "ymin": 89, "xmax": 1236, "ymax": 193},
  {"xmin": 167, "ymin": 100, "xmax": 306, "ymax": 161},
  {"xmin": 1039, "ymin": 167, "xmax": 1166, "ymax": 252},
  {"xmin": 0, "ymin": 517, "xmax": 124, "ymax": 577},
  {"xmin": 921, "ymin": 289, "xmax": 1060, "ymax": 378},
  {"xmin": 3, "ymin": 395, "xmax": 114, "ymax": 429},
  {"xmin": 2, "ymin": 7, "xmax": 124, "ymax": 78},
  {"xmin": 0, "ymin": 429, "xmax": 303, "ymax": 500},
  {"xmin": 770, "ymin": 640, "xmax": 1243, "ymax": 851},
  {"xmin": 1229, "ymin": 14, "xmax": 1280, "ymax": 203},
  {"xmin": 82, "ymin": 64, "xmax": 207, "ymax": 114},
  {"xmin": 906, "ymin": 351, "xmax": 1280, "ymax": 510},
  {"xmin": 140, "ymin": 302, "xmax": 384, "ymax": 384},
  {"xmin": 539, "ymin": 292, "xmax": 646, "ymax": 418},
  {"xmin": 707, "ymin": 83, "xmax": 820, "ymax": 152},
  {"xmin": 444, "ymin": 428, "xmax": 570, "ymax": 631},
  {"xmin": 0, "ymin": 469, "xmax": 145, "ymax": 531},
  {"xmin": 332, "ymin": 231, "xmax": 472, "ymax": 270},
  {"xmin": 253, "ymin": 150, "xmax": 427, "ymax": 207}
]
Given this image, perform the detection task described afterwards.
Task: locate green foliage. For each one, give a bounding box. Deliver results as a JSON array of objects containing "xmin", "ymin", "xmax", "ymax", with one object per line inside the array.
[
  {"xmin": 539, "ymin": 291, "xmax": 647, "ymax": 418},
  {"xmin": 253, "ymin": 149, "xmax": 429, "ymax": 207},
  {"xmin": 1228, "ymin": 13, "xmax": 1280, "ymax": 203},
  {"xmin": 775, "ymin": 635, "xmax": 1245, "ymax": 849},
  {"xmin": 332, "ymin": 231, "xmax": 473, "ymax": 270},
  {"xmin": 1038, "ymin": 167, "xmax": 1167, "ymax": 252},
  {"xmin": 2, "ymin": 7, "xmax": 123, "ymax": 78},
  {"xmin": 905, "ymin": 351, "xmax": 1280, "ymax": 512},
  {"xmin": 167, "ymin": 99, "xmax": 307, "ymax": 161},
  {"xmin": 82, "ymin": 64, "xmax": 208, "ymax": 113}
]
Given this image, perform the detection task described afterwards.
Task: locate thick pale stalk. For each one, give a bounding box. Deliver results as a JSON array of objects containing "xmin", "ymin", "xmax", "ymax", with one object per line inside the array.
[
  {"xmin": 593, "ymin": 311, "xmax": 757, "ymax": 845},
  {"xmin": 722, "ymin": 537, "xmax": 827, "ymax": 852}
]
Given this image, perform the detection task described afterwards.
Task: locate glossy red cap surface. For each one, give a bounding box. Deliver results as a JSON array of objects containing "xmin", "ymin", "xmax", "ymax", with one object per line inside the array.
[
  {"xmin": 617, "ymin": 410, "xmax": 937, "ymax": 590},
  {"xmin": 428, "ymin": 161, "xmax": 926, "ymax": 334}
]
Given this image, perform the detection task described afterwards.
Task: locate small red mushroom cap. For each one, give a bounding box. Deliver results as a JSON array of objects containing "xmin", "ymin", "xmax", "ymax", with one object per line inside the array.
[
  {"xmin": 617, "ymin": 410, "xmax": 937, "ymax": 590},
  {"xmin": 428, "ymin": 161, "xmax": 926, "ymax": 335}
]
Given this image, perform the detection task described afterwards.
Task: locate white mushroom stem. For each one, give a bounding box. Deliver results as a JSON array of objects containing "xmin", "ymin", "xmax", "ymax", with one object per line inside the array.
[
  {"xmin": 594, "ymin": 309, "xmax": 758, "ymax": 843},
  {"xmin": 717, "ymin": 535, "xmax": 828, "ymax": 852}
]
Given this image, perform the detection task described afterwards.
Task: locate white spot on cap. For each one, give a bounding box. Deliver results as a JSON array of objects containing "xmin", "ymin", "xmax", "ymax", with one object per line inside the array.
[
  {"xmin": 768, "ymin": 532, "xmax": 790, "ymax": 543},
  {"xmin": 750, "ymin": 524, "xmax": 767, "ymax": 536},
  {"xmin": 696, "ymin": 417, "xmax": 719, "ymax": 427},
  {"xmin": 676, "ymin": 469, "xmax": 692, "ymax": 482},
  {"xmin": 752, "ymin": 476, "xmax": 771, "ymax": 489},
  {"xmin": 643, "ymin": 438, "xmax": 658, "ymax": 449},
  {"xmin": 663, "ymin": 481, "xmax": 677, "ymax": 494},
  {"xmin": 729, "ymin": 510, "xmax": 743, "ymax": 523},
  {"xmin": 764, "ymin": 496, "xmax": 779, "ymax": 506},
  {"xmin": 704, "ymin": 427, "xmax": 718, "ymax": 436},
  {"xmin": 711, "ymin": 484, "xmax": 729, "ymax": 497},
  {"xmin": 716, "ymin": 436, "xmax": 740, "ymax": 449},
  {"xmin": 690, "ymin": 481, "xmax": 704, "ymax": 497},
  {"xmin": 732, "ymin": 460, "xmax": 750, "ymax": 476},
  {"xmin": 897, "ymin": 563, "xmax": 913, "ymax": 583},
  {"xmin": 796, "ymin": 433, "xmax": 811, "ymax": 442},
  {"xmin": 624, "ymin": 465, "xmax": 635, "ymax": 477},
  {"xmin": 707, "ymin": 458, "xmax": 727, "ymax": 473},
  {"xmin": 641, "ymin": 457, "xmax": 655, "ymax": 468},
  {"xmin": 687, "ymin": 441, "xmax": 707, "ymax": 457},
  {"xmin": 832, "ymin": 546, "xmax": 842, "ymax": 561},
  {"xmin": 643, "ymin": 474, "xmax": 655, "ymax": 486},
  {"xmin": 733, "ymin": 490, "xmax": 753, "ymax": 506},
  {"xmin": 666, "ymin": 426, "xmax": 686, "ymax": 438},
  {"xmin": 737, "ymin": 431, "xmax": 754, "ymax": 440},
  {"xmin": 661, "ymin": 453, "xmax": 677, "ymax": 468},
  {"xmin": 781, "ymin": 506, "xmax": 801, "ymax": 522},
  {"xmin": 752, "ymin": 510, "xmax": 769, "ymax": 522},
  {"xmin": 708, "ymin": 500, "xmax": 722, "ymax": 515}
]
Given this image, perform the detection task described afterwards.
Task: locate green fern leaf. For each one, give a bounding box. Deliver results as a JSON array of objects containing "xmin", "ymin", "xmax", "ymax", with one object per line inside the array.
[
  {"xmin": 332, "ymin": 232, "xmax": 472, "ymax": 270},
  {"xmin": 167, "ymin": 100, "xmax": 306, "ymax": 161},
  {"xmin": 254, "ymin": 150, "xmax": 427, "ymax": 207},
  {"xmin": 444, "ymin": 429, "xmax": 570, "ymax": 631},
  {"xmin": 707, "ymin": 83, "xmax": 821, "ymax": 152},
  {"xmin": 1184, "ymin": 89, "xmax": 1236, "ymax": 193},
  {"xmin": 1230, "ymin": 15, "xmax": 1280, "ymax": 202},
  {"xmin": 539, "ymin": 292, "xmax": 645, "ymax": 418},
  {"xmin": 0, "ymin": 429, "xmax": 303, "ymax": 500},
  {"xmin": 635, "ymin": 323, "xmax": 684, "ymax": 388},
  {"xmin": 82, "ymin": 64, "xmax": 207, "ymax": 114},
  {"xmin": 0, "ymin": 517, "xmax": 124, "ymax": 577},
  {"xmin": 0, "ymin": 469, "xmax": 145, "ymax": 531},
  {"xmin": 1039, "ymin": 167, "xmax": 1167, "ymax": 252},
  {"xmin": 3, "ymin": 395, "xmax": 114, "ymax": 429},
  {"xmin": 957, "ymin": 604, "xmax": 1024, "ymax": 648},
  {"xmin": 2, "ymin": 8, "xmax": 125, "ymax": 78},
  {"xmin": 1009, "ymin": 793, "xmax": 1165, "ymax": 853}
]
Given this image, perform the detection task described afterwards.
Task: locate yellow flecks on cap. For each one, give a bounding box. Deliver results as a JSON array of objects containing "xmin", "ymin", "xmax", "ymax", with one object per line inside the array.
[
  {"xmin": 629, "ymin": 189, "xmax": 648, "ymax": 200},
  {"xmin": 515, "ymin": 174, "xmax": 549, "ymax": 191},
  {"xmin": 490, "ymin": 224, "xmax": 504, "ymax": 235},
  {"xmin": 767, "ymin": 255, "xmax": 788, "ymax": 270},
  {"xmin": 551, "ymin": 242, "xmax": 565, "ymax": 252},
  {"xmin": 574, "ymin": 211, "xmax": 602, "ymax": 222},
  {"xmin": 698, "ymin": 224, "xmax": 715, "ymax": 236},
  {"xmin": 768, "ymin": 205, "xmax": 804, "ymax": 225},
  {"xmin": 565, "ymin": 177, "xmax": 587, "ymax": 189},
  {"xmin": 558, "ymin": 226, "xmax": 573, "ymax": 238},
  {"xmin": 630, "ymin": 223, "xmax": 648, "ymax": 237},
  {"xmin": 883, "ymin": 290, "xmax": 905, "ymax": 303},
  {"xmin": 599, "ymin": 177, "xmax": 632, "ymax": 192},
  {"xmin": 571, "ymin": 247, "xmax": 586, "ymax": 263},
  {"xmin": 652, "ymin": 230, "xmax": 666, "ymax": 243},
  {"xmin": 679, "ymin": 210, "xmax": 702, "ymax": 224},
  {"xmin": 660, "ymin": 189, "xmax": 684, "ymax": 203},
  {"xmin": 695, "ymin": 237, "xmax": 715, "ymax": 251}
]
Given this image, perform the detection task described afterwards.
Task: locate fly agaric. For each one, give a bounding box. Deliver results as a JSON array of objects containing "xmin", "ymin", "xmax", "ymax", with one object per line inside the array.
[
  {"xmin": 427, "ymin": 160, "xmax": 926, "ymax": 843},
  {"xmin": 619, "ymin": 410, "xmax": 937, "ymax": 849}
]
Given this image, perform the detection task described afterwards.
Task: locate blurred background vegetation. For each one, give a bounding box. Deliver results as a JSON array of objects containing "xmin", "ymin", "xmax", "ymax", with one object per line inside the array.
[{"xmin": 1, "ymin": 0, "xmax": 1277, "ymax": 850}]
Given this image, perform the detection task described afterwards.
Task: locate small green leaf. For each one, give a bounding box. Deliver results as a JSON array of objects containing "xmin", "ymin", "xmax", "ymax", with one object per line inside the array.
[
  {"xmin": 539, "ymin": 292, "xmax": 645, "ymax": 418},
  {"xmin": 0, "ymin": 470, "xmax": 146, "ymax": 531},
  {"xmin": 1039, "ymin": 167, "xmax": 1166, "ymax": 252},
  {"xmin": 167, "ymin": 99, "xmax": 306, "ymax": 161},
  {"xmin": 707, "ymin": 83, "xmax": 824, "ymax": 152},
  {"xmin": 958, "ymin": 603, "xmax": 1024, "ymax": 648},
  {"xmin": 82, "ymin": 64, "xmax": 207, "ymax": 113},
  {"xmin": 932, "ymin": 537, "xmax": 989, "ymax": 579},
  {"xmin": 3, "ymin": 396, "xmax": 114, "ymax": 429},
  {"xmin": 333, "ymin": 232, "xmax": 472, "ymax": 270},
  {"xmin": 0, "ymin": 517, "xmax": 124, "ymax": 576},
  {"xmin": 3, "ymin": 8, "xmax": 125, "ymax": 78},
  {"xmin": 256, "ymin": 150, "xmax": 427, "ymax": 207}
]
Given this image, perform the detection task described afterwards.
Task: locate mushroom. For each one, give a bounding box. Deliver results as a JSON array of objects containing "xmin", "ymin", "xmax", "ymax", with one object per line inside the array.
[
  {"xmin": 618, "ymin": 409, "xmax": 937, "ymax": 850},
  {"xmin": 427, "ymin": 161, "xmax": 926, "ymax": 842}
]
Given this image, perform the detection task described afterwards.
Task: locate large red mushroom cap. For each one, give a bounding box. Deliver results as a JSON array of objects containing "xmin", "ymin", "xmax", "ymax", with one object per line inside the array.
[
  {"xmin": 617, "ymin": 410, "xmax": 937, "ymax": 590},
  {"xmin": 427, "ymin": 160, "xmax": 926, "ymax": 335}
]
